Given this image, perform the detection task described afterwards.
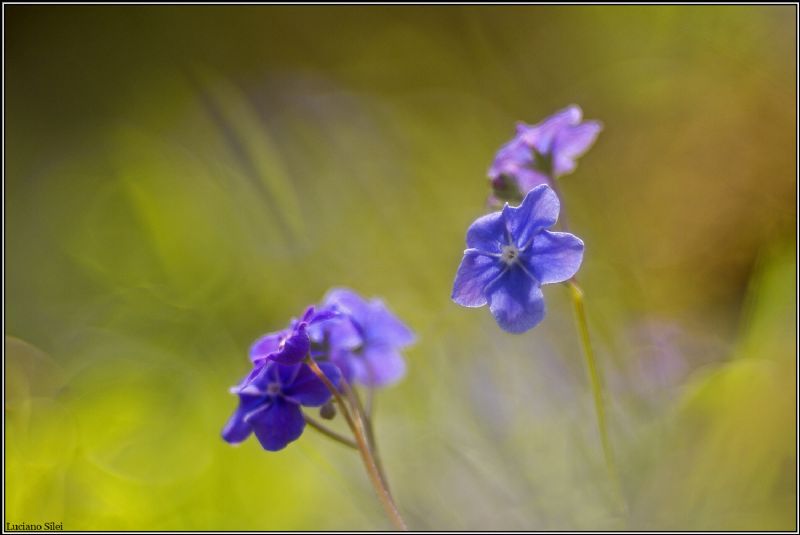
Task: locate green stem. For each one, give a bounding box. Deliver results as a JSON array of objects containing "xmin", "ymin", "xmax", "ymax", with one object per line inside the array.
[
  {"xmin": 304, "ymin": 357, "xmax": 408, "ymax": 531},
  {"xmin": 549, "ymin": 175, "xmax": 624, "ymax": 510},
  {"xmin": 303, "ymin": 413, "xmax": 357, "ymax": 449},
  {"xmin": 567, "ymin": 279, "xmax": 622, "ymax": 501}
]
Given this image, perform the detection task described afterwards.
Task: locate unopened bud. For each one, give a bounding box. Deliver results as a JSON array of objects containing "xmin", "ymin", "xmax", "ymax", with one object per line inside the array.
[{"xmin": 320, "ymin": 401, "xmax": 336, "ymax": 420}]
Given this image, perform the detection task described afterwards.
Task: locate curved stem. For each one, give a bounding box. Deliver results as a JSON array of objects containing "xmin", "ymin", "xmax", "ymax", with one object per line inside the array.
[
  {"xmin": 303, "ymin": 413, "xmax": 358, "ymax": 449},
  {"xmin": 342, "ymin": 382, "xmax": 390, "ymax": 494},
  {"xmin": 549, "ymin": 174, "xmax": 624, "ymax": 509},
  {"xmin": 304, "ymin": 357, "xmax": 408, "ymax": 531},
  {"xmin": 567, "ymin": 279, "xmax": 623, "ymax": 503}
]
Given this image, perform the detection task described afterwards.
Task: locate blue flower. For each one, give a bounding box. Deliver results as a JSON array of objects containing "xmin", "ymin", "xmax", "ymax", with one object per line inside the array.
[
  {"xmin": 310, "ymin": 288, "xmax": 415, "ymax": 388},
  {"xmin": 221, "ymin": 360, "xmax": 341, "ymax": 451},
  {"xmin": 452, "ymin": 185, "xmax": 584, "ymax": 333},
  {"xmin": 249, "ymin": 306, "xmax": 338, "ymax": 366},
  {"xmin": 489, "ymin": 105, "xmax": 601, "ymax": 202}
]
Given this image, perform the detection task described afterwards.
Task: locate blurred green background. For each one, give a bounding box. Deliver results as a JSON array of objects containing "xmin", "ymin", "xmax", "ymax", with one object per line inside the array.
[{"xmin": 6, "ymin": 5, "xmax": 796, "ymax": 530}]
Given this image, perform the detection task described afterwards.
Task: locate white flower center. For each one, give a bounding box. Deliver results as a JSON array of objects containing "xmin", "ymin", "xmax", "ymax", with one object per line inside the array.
[{"xmin": 500, "ymin": 244, "xmax": 520, "ymax": 265}]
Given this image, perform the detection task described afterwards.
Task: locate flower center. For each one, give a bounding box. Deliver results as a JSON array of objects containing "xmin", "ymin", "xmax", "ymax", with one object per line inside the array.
[
  {"xmin": 266, "ymin": 382, "xmax": 282, "ymax": 396},
  {"xmin": 500, "ymin": 244, "xmax": 520, "ymax": 265}
]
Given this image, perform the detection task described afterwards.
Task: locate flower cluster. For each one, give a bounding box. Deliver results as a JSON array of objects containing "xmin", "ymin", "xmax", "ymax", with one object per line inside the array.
[
  {"xmin": 454, "ymin": 105, "xmax": 600, "ymax": 333},
  {"xmin": 222, "ymin": 103, "xmax": 602, "ymax": 530},
  {"xmin": 488, "ymin": 105, "xmax": 601, "ymax": 204},
  {"xmin": 222, "ymin": 289, "xmax": 414, "ymax": 451}
]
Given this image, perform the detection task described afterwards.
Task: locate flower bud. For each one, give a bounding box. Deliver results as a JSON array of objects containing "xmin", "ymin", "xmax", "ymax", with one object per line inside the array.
[{"xmin": 319, "ymin": 401, "xmax": 336, "ymax": 420}]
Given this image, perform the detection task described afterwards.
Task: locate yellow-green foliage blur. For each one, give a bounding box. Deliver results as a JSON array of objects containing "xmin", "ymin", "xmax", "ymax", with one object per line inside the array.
[{"xmin": 6, "ymin": 5, "xmax": 797, "ymax": 530}]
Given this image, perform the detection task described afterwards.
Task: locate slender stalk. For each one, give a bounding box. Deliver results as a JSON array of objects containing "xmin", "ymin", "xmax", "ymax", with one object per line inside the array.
[
  {"xmin": 303, "ymin": 413, "xmax": 358, "ymax": 449},
  {"xmin": 365, "ymin": 386, "xmax": 375, "ymax": 420},
  {"xmin": 304, "ymin": 357, "xmax": 408, "ymax": 531},
  {"xmin": 549, "ymin": 174, "xmax": 623, "ymax": 509},
  {"xmin": 342, "ymin": 382, "xmax": 390, "ymax": 495},
  {"xmin": 567, "ymin": 279, "xmax": 623, "ymax": 503}
]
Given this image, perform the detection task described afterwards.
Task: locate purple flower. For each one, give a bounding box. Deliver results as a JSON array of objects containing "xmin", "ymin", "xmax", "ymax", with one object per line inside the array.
[
  {"xmin": 310, "ymin": 288, "xmax": 415, "ymax": 388},
  {"xmin": 222, "ymin": 360, "xmax": 341, "ymax": 451},
  {"xmin": 452, "ymin": 185, "xmax": 584, "ymax": 333},
  {"xmin": 488, "ymin": 105, "xmax": 601, "ymax": 202},
  {"xmin": 488, "ymin": 136, "xmax": 550, "ymax": 196},
  {"xmin": 249, "ymin": 306, "xmax": 338, "ymax": 366}
]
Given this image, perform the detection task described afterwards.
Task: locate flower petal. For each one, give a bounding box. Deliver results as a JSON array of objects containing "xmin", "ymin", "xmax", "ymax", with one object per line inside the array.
[
  {"xmin": 309, "ymin": 305, "xmax": 339, "ymax": 324},
  {"xmin": 502, "ymin": 185, "xmax": 560, "ymax": 248},
  {"xmin": 355, "ymin": 346, "xmax": 407, "ymax": 388},
  {"xmin": 325, "ymin": 288, "xmax": 414, "ymax": 349},
  {"xmin": 552, "ymin": 121, "xmax": 602, "ymax": 176},
  {"xmin": 232, "ymin": 362, "xmax": 268, "ymax": 393},
  {"xmin": 331, "ymin": 349, "xmax": 358, "ymax": 384},
  {"xmin": 300, "ymin": 306, "xmax": 316, "ymax": 323},
  {"xmin": 221, "ymin": 410, "xmax": 253, "ymax": 444},
  {"xmin": 525, "ymin": 230, "xmax": 585, "ymax": 284},
  {"xmin": 323, "ymin": 288, "xmax": 370, "ymax": 318},
  {"xmin": 283, "ymin": 362, "xmax": 341, "ymax": 407},
  {"xmin": 249, "ymin": 331, "xmax": 285, "ymax": 363},
  {"xmin": 366, "ymin": 300, "xmax": 416, "ymax": 347},
  {"xmin": 486, "ymin": 266, "xmax": 546, "ymax": 333},
  {"xmin": 322, "ymin": 288, "xmax": 379, "ymax": 346},
  {"xmin": 221, "ymin": 394, "xmax": 264, "ymax": 444},
  {"xmin": 269, "ymin": 324, "xmax": 310, "ymax": 365},
  {"xmin": 488, "ymin": 136, "xmax": 533, "ymax": 178},
  {"xmin": 465, "ymin": 211, "xmax": 506, "ymax": 254},
  {"xmin": 330, "ymin": 317, "xmax": 363, "ymax": 350},
  {"xmin": 452, "ymin": 251, "xmax": 503, "ymax": 307},
  {"xmin": 273, "ymin": 361, "xmax": 302, "ymax": 386},
  {"xmin": 488, "ymin": 132, "xmax": 551, "ymax": 198},
  {"xmin": 513, "ymin": 168, "xmax": 551, "ymax": 193},
  {"xmin": 307, "ymin": 313, "xmax": 362, "ymax": 350},
  {"xmin": 248, "ymin": 398, "xmax": 305, "ymax": 451},
  {"xmin": 520, "ymin": 105, "xmax": 582, "ymax": 153}
]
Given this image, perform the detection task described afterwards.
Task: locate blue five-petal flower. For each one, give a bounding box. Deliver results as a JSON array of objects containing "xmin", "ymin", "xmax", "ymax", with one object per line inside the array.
[
  {"xmin": 221, "ymin": 360, "xmax": 341, "ymax": 451},
  {"xmin": 452, "ymin": 184, "xmax": 584, "ymax": 333}
]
